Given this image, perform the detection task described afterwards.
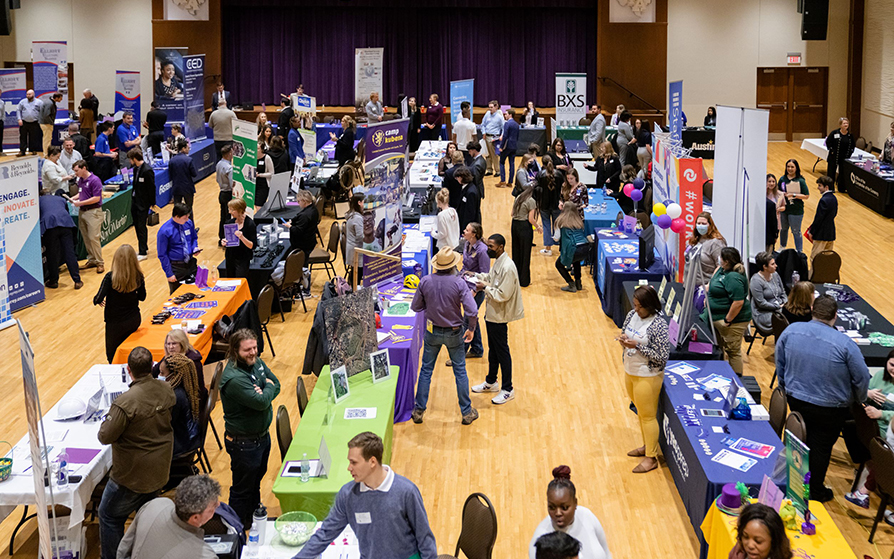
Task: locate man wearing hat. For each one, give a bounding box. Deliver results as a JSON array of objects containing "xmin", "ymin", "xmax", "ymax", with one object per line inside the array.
[{"xmin": 410, "ymin": 247, "xmax": 480, "ymax": 425}]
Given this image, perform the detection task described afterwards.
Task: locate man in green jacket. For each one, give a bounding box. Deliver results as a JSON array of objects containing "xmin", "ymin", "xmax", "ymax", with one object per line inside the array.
[{"xmin": 220, "ymin": 328, "xmax": 281, "ymax": 528}]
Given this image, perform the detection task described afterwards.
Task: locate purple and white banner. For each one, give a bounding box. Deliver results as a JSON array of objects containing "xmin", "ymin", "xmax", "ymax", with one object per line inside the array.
[{"xmin": 115, "ymin": 71, "xmax": 141, "ymax": 120}]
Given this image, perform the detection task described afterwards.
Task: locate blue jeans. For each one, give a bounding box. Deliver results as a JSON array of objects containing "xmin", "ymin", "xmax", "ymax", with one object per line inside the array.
[
  {"xmin": 415, "ymin": 326, "xmax": 472, "ymax": 415},
  {"xmin": 779, "ymin": 212, "xmax": 803, "ymax": 252},
  {"xmin": 225, "ymin": 432, "xmax": 271, "ymax": 529},
  {"xmin": 541, "ymin": 209, "xmax": 561, "ymax": 246},
  {"xmin": 499, "ymin": 149, "xmax": 516, "ymax": 182},
  {"xmin": 464, "ymin": 291, "xmax": 485, "ymax": 355},
  {"xmin": 99, "ymin": 479, "xmax": 157, "ymax": 559}
]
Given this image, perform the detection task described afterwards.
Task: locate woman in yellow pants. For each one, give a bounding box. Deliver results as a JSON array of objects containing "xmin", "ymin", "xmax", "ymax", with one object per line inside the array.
[{"xmin": 619, "ymin": 286, "xmax": 671, "ymax": 473}]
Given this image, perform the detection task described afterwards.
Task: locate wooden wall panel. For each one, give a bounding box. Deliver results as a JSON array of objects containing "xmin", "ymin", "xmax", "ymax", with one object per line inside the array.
[
  {"xmin": 596, "ymin": 0, "xmax": 668, "ymax": 122},
  {"xmin": 151, "ymin": 0, "xmax": 222, "ymax": 109}
]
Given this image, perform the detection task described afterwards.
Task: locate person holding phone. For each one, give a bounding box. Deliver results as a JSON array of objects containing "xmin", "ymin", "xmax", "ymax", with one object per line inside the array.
[{"xmin": 157, "ymin": 202, "xmax": 202, "ymax": 294}]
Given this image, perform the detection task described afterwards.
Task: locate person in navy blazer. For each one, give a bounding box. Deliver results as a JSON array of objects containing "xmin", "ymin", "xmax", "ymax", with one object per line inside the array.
[
  {"xmin": 498, "ymin": 109, "xmax": 520, "ymax": 187},
  {"xmin": 169, "ymin": 137, "xmax": 198, "ymax": 220},
  {"xmin": 211, "ymin": 82, "xmax": 231, "ymax": 112},
  {"xmin": 808, "ymin": 175, "xmax": 837, "ymax": 271}
]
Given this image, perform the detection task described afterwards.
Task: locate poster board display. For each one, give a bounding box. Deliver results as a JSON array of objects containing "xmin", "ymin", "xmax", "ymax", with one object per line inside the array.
[
  {"xmin": 1, "ymin": 157, "xmax": 43, "ymax": 310},
  {"xmin": 361, "ymin": 119, "xmax": 408, "ymax": 251},
  {"xmin": 449, "ymin": 79, "xmax": 474, "ymax": 125},
  {"xmin": 183, "ymin": 54, "xmax": 206, "ymax": 141},
  {"xmin": 154, "ymin": 47, "xmax": 187, "ymax": 121},
  {"xmin": 32, "ymin": 41, "xmax": 68, "ymax": 119},
  {"xmin": 354, "ymin": 48, "xmax": 383, "ymax": 108}
]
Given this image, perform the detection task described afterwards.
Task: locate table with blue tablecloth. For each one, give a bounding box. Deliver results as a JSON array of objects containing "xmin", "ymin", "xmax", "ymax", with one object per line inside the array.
[
  {"xmin": 150, "ymin": 138, "xmax": 216, "ymax": 207},
  {"xmin": 593, "ymin": 228, "xmax": 668, "ymax": 326},
  {"xmin": 318, "ymin": 138, "xmax": 362, "ymax": 161},
  {"xmin": 584, "ymin": 189, "xmax": 624, "ymax": 235},
  {"xmin": 658, "ymin": 360, "xmax": 783, "ymax": 559}
]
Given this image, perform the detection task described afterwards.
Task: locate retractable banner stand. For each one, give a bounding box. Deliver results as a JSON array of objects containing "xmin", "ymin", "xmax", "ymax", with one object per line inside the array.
[
  {"xmin": 154, "ymin": 48, "xmax": 187, "ymax": 121},
  {"xmin": 354, "ymin": 48, "xmax": 383, "ymax": 108},
  {"xmin": 32, "ymin": 41, "xmax": 68, "ymax": 119},
  {"xmin": 231, "ymin": 119, "xmax": 259, "ymax": 211},
  {"xmin": 0, "ymin": 69, "xmax": 26, "ymax": 152},
  {"xmin": 669, "ymin": 80, "xmax": 683, "ymax": 143},
  {"xmin": 449, "ymin": 79, "xmax": 474, "ymax": 125},
  {"xmin": 115, "ymin": 71, "xmax": 141, "ymax": 120},
  {"xmin": 555, "ymin": 73, "xmax": 586, "ymax": 127},
  {"xmin": 1, "ymin": 157, "xmax": 43, "ymax": 310},
  {"xmin": 713, "ymin": 106, "xmax": 769, "ymax": 260},
  {"xmin": 183, "ymin": 55, "xmax": 205, "ymax": 141},
  {"xmin": 361, "ymin": 119, "xmax": 409, "ymax": 287}
]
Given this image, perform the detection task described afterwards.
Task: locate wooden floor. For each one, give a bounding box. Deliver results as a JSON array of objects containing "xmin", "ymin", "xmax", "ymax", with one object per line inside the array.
[{"xmin": 2, "ymin": 142, "xmax": 893, "ymax": 558}]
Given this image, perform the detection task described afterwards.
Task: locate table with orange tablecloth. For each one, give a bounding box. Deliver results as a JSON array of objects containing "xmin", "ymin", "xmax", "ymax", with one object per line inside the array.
[
  {"xmin": 700, "ymin": 501, "xmax": 858, "ymax": 559},
  {"xmin": 112, "ymin": 279, "xmax": 252, "ymax": 364}
]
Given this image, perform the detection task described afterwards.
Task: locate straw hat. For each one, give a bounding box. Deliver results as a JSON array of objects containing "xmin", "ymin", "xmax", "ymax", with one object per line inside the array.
[{"xmin": 431, "ymin": 247, "xmax": 461, "ymax": 271}]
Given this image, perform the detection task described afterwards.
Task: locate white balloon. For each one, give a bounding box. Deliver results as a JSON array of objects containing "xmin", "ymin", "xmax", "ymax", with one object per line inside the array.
[{"xmin": 666, "ymin": 203, "xmax": 682, "ymax": 219}]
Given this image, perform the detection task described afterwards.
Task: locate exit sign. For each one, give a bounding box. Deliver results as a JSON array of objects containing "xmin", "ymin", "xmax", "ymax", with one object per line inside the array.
[{"xmin": 787, "ymin": 53, "xmax": 802, "ymax": 64}]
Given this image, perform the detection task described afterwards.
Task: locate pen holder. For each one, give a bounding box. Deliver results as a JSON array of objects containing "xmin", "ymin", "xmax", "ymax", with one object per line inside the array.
[{"xmin": 0, "ymin": 441, "xmax": 12, "ymax": 482}]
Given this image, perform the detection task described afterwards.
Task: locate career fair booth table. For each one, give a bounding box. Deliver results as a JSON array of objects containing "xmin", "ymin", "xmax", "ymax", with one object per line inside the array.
[
  {"xmin": 700, "ymin": 500, "xmax": 857, "ymax": 559},
  {"xmin": 816, "ymin": 283, "xmax": 894, "ymax": 367},
  {"xmin": 799, "ymin": 138, "xmax": 874, "ymax": 173},
  {"xmin": 659, "ymin": 360, "xmax": 782, "ymax": 559},
  {"xmin": 111, "ymin": 278, "xmax": 253, "ymax": 364},
  {"xmin": 256, "ymin": 522, "xmax": 359, "ymax": 558},
  {"xmin": 583, "ymin": 189, "xmax": 624, "ymax": 235},
  {"xmin": 218, "ymin": 232, "xmax": 292, "ymax": 300},
  {"xmin": 839, "ymin": 158, "xmax": 894, "ymax": 216},
  {"xmin": 273, "ymin": 365, "xmax": 397, "ymax": 518},
  {"xmin": 0, "ymin": 365, "xmax": 130, "ymax": 545},
  {"xmin": 475, "ymin": 124, "xmax": 548, "ymax": 154},
  {"xmin": 69, "ymin": 186, "xmax": 133, "ymax": 260},
  {"xmin": 316, "ymin": 123, "xmax": 447, "ymax": 149},
  {"xmin": 592, "ymin": 229, "xmax": 667, "ymax": 327}
]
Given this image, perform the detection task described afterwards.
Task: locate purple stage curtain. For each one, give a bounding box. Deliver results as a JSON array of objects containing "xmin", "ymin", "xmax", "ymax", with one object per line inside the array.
[{"xmin": 222, "ymin": 5, "xmax": 596, "ymax": 108}]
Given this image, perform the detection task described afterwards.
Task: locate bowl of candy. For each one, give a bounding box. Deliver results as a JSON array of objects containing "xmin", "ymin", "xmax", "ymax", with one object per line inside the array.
[{"xmin": 275, "ymin": 511, "xmax": 317, "ymax": 546}]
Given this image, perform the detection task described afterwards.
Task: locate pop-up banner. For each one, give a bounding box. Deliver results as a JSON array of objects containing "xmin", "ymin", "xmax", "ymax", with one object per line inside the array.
[
  {"xmin": 183, "ymin": 54, "xmax": 205, "ymax": 141},
  {"xmin": 669, "ymin": 80, "xmax": 683, "ymax": 144},
  {"xmin": 355, "ymin": 48, "xmax": 383, "ymax": 108},
  {"xmin": 32, "ymin": 41, "xmax": 68, "ymax": 119},
  {"xmin": 231, "ymin": 119, "xmax": 258, "ymax": 210},
  {"xmin": 555, "ymin": 73, "xmax": 586, "ymax": 127},
  {"xmin": 154, "ymin": 47, "xmax": 187, "ymax": 121},
  {"xmin": 115, "ymin": 71, "xmax": 141, "ymax": 119},
  {"xmin": 0, "ymin": 69, "xmax": 25, "ymax": 152},
  {"xmin": 449, "ymin": 79, "xmax": 474, "ymax": 125},
  {"xmin": 0, "ymin": 157, "xmax": 43, "ymax": 310}
]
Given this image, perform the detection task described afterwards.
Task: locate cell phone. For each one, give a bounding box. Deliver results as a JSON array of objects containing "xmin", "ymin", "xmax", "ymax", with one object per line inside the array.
[{"xmin": 700, "ymin": 409, "xmax": 725, "ymax": 417}]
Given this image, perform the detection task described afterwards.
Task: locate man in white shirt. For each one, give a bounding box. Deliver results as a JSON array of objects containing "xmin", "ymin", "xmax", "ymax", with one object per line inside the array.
[
  {"xmin": 117, "ymin": 475, "xmax": 219, "ymax": 559},
  {"xmin": 452, "ymin": 101, "xmax": 477, "ymax": 166},
  {"xmin": 59, "ymin": 138, "xmax": 82, "ymax": 177}
]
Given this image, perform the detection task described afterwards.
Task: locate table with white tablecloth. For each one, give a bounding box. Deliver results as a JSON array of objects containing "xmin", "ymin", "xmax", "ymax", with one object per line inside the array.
[
  {"xmin": 799, "ymin": 138, "xmax": 874, "ymax": 172},
  {"xmin": 414, "ymin": 140, "xmax": 449, "ymax": 162},
  {"xmin": 0, "ymin": 365, "xmax": 128, "ymax": 530},
  {"xmin": 255, "ymin": 521, "xmax": 359, "ymax": 558}
]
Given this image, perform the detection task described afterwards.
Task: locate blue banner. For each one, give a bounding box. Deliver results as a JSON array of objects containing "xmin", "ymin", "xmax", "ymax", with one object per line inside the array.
[
  {"xmin": 115, "ymin": 71, "xmax": 141, "ymax": 121},
  {"xmin": 449, "ymin": 79, "xmax": 474, "ymax": 125},
  {"xmin": 669, "ymin": 80, "xmax": 683, "ymax": 143},
  {"xmin": 0, "ymin": 69, "xmax": 25, "ymax": 152},
  {"xmin": 183, "ymin": 55, "xmax": 205, "ymax": 141}
]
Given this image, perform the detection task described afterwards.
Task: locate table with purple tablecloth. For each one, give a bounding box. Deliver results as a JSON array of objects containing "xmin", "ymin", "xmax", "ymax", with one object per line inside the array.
[{"xmin": 376, "ymin": 278, "xmax": 424, "ymax": 423}]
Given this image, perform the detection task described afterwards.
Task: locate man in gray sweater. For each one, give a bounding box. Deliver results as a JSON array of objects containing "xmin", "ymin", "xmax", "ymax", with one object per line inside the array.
[{"xmin": 292, "ymin": 432, "xmax": 438, "ymax": 559}]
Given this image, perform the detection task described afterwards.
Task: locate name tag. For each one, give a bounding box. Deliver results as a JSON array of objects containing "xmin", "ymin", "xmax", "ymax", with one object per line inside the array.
[
  {"xmin": 355, "ymin": 512, "xmax": 371, "ymax": 524},
  {"xmin": 138, "ymin": 177, "xmax": 144, "ymax": 182},
  {"xmin": 185, "ymin": 230, "xmax": 191, "ymax": 236},
  {"xmin": 834, "ymin": 134, "xmax": 840, "ymax": 139},
  {"xmin": 462, "ymin": 197, "xmax": 467, "ymax": 203}
]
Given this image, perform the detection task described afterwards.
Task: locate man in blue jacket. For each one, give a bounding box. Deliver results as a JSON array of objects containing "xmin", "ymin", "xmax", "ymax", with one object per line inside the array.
[
  {"xmin": 157, "ymin": 203, "xmax": 201, "ymax": 294},
  {"xmin": 288, "ymin": 115, "xmax": 305, "ymax": 165},
  {"xmin": 497, "ymin": 109, "xmax": 519, "ymax": 187},
  {"xmin": 39, "ymin": 191, "xmax": 82, "ymax": 289}
]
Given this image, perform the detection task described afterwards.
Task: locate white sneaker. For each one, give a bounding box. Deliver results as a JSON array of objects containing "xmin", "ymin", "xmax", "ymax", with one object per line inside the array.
[
  {"xmin": 540, "ymin": 248, "xmax": 553, "ymax": 255},
  {"xmin": 471, "ymin": 381, "xmax": 499, "ymax": 393},
  {"xmin": 137, "ymin": 254, "xmax": 148, "ymax": 261},
  {"xmin": 492, "ymin": 389, "xmax": 515, "ymax": 404}
]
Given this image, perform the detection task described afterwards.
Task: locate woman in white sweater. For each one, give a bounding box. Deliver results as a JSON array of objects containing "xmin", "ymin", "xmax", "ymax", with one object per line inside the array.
[
  {"xmin": 42, "ymin": 146, "xmax": 73, "ymax": 194},
  {"xmin": 529, "ymin": 466, "xmax": 612, "ymax": 559},
  {"xmin": 433, "ymin": 187, "xmax": 459, "ymax": 250}
]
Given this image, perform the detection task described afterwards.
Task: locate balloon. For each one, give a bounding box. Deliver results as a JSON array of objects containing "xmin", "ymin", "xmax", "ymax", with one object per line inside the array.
[
  {"xmin": 671, "ymin": 217, "xmax": 686, "ymax": 233},
  {"xmin": 633, "ymin": 178, "xmax": 646, "ymax": 190},
  {"xmin": 653, "ymin": 203, "xmax": 667, "ymax": 216},
  {"xmin": 657, "ymin": 214, "xmax": 672, "ymax": 229},
  {"xmin": 623, "ymin": 183, "xmax": 634, "ymax": 197},
  {"xmin": 650, "ymin": 212, "xmax": 659, "ymax": 224},
  {"xmin": 666, "ymin": 203, "xmax": 683, "ymax": 219},
  {"xmin": 630, "ymin": 188, "xmax": 643, "ymax": 202}
]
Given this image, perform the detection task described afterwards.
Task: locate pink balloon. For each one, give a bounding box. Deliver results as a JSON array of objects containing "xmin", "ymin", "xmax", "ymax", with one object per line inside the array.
[
  {"xmin": 623, "ymin": 183, "xmax": 634, "ymax": 197},
  {"xmin": 671, "ymin": 217, "xmax": 686, "ymax": 233}
]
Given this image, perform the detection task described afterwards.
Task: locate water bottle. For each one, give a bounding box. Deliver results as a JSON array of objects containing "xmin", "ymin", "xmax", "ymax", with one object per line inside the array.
[
  {"xmin": 792, "ymin": 271, "xmax": 800, "ymax": 284},
  {"xmin": 56, "ymin": 450, "xmax": 68, "ymax": 486},
  {"xmin": 246, "ymin": 521, "xmax": 259, "ymax": 557},
  {"xmin": 301, "ymin": 453, "xmax": 310, "ymax": 483},
  {"xmin": 253, "ymin": 505, "xmax": 267, "ymax": 545}
]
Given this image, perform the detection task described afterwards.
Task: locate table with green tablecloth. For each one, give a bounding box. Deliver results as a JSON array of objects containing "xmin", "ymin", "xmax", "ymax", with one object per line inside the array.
[
  {"xmin": 272, "ymin": 365, "xmax": 397, "ymax": 518},
  {"xmin": 69, "ymin": 188, "xmax": 133, "ymax": 260}
]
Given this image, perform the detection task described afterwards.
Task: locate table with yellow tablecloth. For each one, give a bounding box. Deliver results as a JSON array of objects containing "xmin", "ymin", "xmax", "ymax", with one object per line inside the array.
[
  {"xmin": 112, "ymin": 279, "xmax": 252, "ymax": 364},
  {"xmin": 700, "ymin": 501, "xmax": 858, "ymax": 559}
]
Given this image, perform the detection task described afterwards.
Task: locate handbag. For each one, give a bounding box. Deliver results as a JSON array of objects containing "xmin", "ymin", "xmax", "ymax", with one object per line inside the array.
[
  {"xmin": 148, "ymin": 211, "xmax": 160, "ymax": 226},
  {"xmin": 803, "ymin": 226, "xmax": 813, "ymax": 243}
]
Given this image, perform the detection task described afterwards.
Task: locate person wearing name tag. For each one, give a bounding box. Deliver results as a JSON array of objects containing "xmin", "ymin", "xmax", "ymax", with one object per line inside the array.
[
  {"xmin": 129, "ymin": 148, "xmax": 158, "ymax": 261},
  {"xmin": 824, "ymin": 117, "xmax": 855, "ymax": 190},
  {"xmin": 292, "ymin": 432, "xmax": 438, "ymax": 559}
]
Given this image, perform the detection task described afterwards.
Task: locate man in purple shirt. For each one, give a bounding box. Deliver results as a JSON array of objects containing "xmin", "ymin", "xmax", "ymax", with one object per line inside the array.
[
  {"xmin": 411, "ymin": 247, "xmax": 479, "ymax": 426},
  {"xmin": 72, "ymin": 160, "xmax": 105, "ymax": 272}
]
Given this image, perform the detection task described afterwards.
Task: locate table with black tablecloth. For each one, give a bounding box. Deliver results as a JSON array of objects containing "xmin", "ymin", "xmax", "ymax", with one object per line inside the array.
[
  {"xmin": 593, "ymin": 229, "xmax": 668, "ymax": 326},
  {"xmin": 658, "ymin": 360, "xmax": 783, "ymax": 559},
  {"xmin": 838, "ymin": 159, "xmax": 894, "ymax": 215},
  {"xmin": 682, "ymin": 128, "xmax": 716, "ymax": 159},
  {"xmin": 816, "ymin": 283, "xmax": 894, "ymax": 367},
  {"xmin": 217, "ymin": 238, "xmax": 291, "ymax": 299},
  {"xmin": 621, "ymin": 280, "xmax": 724, "ymax": 360}
]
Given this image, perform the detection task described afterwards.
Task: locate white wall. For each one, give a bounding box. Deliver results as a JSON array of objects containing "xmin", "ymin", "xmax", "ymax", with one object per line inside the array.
[
  {"xmin": 0, "ymin": 0, "xmax": 153, "ymax": 118},
  {"xmin": 861, "ymin": 0, "xmax": 894, "ymax": 147},
  {"xmin": 667, "ymin": 0, "xmax": 849, "ymax": 131}
]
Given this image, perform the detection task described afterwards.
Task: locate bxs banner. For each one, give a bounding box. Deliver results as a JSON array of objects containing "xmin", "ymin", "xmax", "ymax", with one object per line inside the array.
[{"xmin": 555, "ymin": 73, "xmax": 586, "ymax": 127}]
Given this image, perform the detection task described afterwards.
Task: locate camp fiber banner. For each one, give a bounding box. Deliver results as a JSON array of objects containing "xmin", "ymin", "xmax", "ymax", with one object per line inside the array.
[
  {"xmin": 1, "ymin": 157, "xmax": 44, "ymax": 310},
  {"xmin": 555, "ymin": 73, "xmax": 586, "ymax": 127},
  {"xmin": 231, "ymin": 119, "xmax": 258, "ymax": 210},
  {"xmin": 32, "ymin": 41, "xmax": 68, "ymax": 119},
  {"xmin": 115, "ymin": 71, "xmax": 141, "ymax": 120}
]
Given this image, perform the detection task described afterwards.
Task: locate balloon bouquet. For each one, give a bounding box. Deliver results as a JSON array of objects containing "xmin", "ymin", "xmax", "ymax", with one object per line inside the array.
[{"xmin": 650, "ymin": 201, "xmax": 685, "ymax": 233}]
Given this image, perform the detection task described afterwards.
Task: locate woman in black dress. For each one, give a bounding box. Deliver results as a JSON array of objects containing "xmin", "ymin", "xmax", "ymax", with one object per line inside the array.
[
  {"xmin": 93, "ymin": 244, "xmax": 146, "ymax": 363},
  {"xmin": 407, "ymin": 97, "xmax": 422, "ymax": 153},
  {"xmin": 224, "ymin": 198, "xmax": 257, "ymax": 279},
  {"xmin": 331, "ymin": 115, "xmax": 357, "ymax": 168},
  {"xmin": 254, "ymin": 143, "xmax": 274, "ymax": 208}
]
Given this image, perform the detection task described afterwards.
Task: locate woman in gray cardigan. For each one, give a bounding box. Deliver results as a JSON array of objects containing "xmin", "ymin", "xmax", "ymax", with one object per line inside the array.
[{"xmin": 750, "ymin": 251, "xmax": 787, "ymax": 331}]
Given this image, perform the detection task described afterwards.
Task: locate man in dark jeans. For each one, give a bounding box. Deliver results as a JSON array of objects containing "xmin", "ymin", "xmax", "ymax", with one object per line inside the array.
[
  {"xmin": 128, "ymin": 148, "xmax": 157, "ymax": 260},
  {"xmin": 97, "ymin": 347, "xmax": 175, "ymax": 559},
  {"xmin": 219, "ymin": 329, "xmax": 281, "ymax": 528},
  {"xmin": 776, "ymin": 295, "xmax": 869, "ymax": 502},
  {"xmin": 39, "ymin": 191, "xmax": 82, "ymax": 289}
]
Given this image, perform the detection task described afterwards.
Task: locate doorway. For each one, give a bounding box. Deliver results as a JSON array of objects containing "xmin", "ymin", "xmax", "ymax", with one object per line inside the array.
[{"xmin": 756, "ymin": 67, "xmax": 828, "ymax": 142}]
